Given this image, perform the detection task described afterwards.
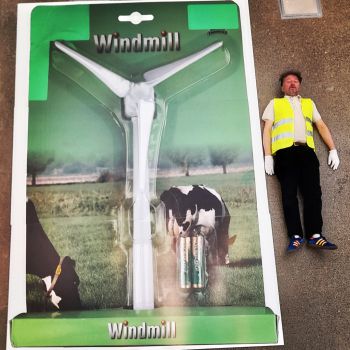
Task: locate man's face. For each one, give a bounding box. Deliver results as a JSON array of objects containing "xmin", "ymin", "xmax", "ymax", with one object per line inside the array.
[{"xmin": 281, "ymin": 74, "xmax": 301, "ymax": 96}]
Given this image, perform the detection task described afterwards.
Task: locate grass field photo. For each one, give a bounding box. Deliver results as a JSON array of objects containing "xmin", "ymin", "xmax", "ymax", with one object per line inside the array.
[{"xmin": 26, "ymin": 170, "xmax": 264, "ymax": 311}]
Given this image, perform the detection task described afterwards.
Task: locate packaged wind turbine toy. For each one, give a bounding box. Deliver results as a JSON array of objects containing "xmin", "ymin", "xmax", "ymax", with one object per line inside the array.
[{"xmin": 8, "ymin": 0, "xmax": 283, "ymax": 348}]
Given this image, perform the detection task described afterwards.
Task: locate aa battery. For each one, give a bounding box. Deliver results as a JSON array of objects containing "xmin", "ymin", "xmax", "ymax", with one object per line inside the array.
[
  {"xmin": 178, "ymin": 236, "xmax": 191, "ymax": 289},
  {"xmin": 191, "ymin": 235, "xmax": 205, "ymax": 289}
]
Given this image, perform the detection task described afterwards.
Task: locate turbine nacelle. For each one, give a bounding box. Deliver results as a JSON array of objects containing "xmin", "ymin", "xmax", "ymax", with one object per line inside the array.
[{"xmin": 124, "ymin": 82, "xmax": 155, "ymax": 118}]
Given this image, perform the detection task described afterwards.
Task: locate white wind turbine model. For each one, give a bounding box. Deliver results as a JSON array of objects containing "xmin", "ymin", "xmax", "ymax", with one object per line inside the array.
[{"xmin": 55, "ymin": 40, "xmax": 223, "ymax": 310}]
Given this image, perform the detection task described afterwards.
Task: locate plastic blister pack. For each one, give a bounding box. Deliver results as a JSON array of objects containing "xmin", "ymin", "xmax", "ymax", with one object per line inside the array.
[{"xmin": 51, "ymin": 18, "xmax": 231, "ymax": 309}]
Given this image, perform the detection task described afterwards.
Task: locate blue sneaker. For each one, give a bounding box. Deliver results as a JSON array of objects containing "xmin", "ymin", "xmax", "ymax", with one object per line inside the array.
[
  {"xmin": 307, "ymin": 235, "xmax": 338, "ymax": 250},
  {"xmin": 287, "ymin": 236, "xmax": 305, "ymax": 252}
]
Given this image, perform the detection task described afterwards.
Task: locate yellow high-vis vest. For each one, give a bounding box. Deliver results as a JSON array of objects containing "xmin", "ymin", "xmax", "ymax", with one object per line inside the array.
[{"xmin": 271, "ymin": 97, "xmax": 315, "ymax": 155}]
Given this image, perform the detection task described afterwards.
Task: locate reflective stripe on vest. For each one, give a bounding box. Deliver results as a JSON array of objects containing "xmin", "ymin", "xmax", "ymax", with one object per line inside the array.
[{"xmin": 271, "ymin": 98, "xmax": 315, "ymax": 154}]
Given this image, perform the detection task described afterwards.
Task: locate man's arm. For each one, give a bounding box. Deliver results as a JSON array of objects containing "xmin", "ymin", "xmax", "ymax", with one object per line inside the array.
[
  {"xmin": 314, "ymin": 119, "xmax": 336, "ymax": 150},
  {"xmin": 261, "ymin": 100, "xmax": 275, "ymax": 175},
  {"xmin": 263, "ymin": 120, "xmax": 273, "ymax": 156},
  {"xmin": 315, "ymin": 119, "xmax": 339, "ymax": 170},
  {"xmin": 263, "ymin": 120, "xmax": 274, "ymax": 175}
]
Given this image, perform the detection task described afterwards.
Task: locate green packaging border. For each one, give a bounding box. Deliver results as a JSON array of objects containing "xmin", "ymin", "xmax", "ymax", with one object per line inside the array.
[
  {"xmin": 29, "ymin": 5, "xmax": 90, "ymax": 101},
  {"xmin": 188, "ymin": 4, "xmax": 239, "ymax": 30},
  {"xmin": 11, "ymin": 307, "xmax": 277, "ymax": 347}
]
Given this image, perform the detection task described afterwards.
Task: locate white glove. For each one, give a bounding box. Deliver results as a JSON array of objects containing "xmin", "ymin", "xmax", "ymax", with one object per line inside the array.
[
  {"xmin": 328, "ymin": 149, "xmax": 340, "ymax": 170},
  {"xmin": 264, "ymin": 155, "xmax": 274, "ymax": 175}
]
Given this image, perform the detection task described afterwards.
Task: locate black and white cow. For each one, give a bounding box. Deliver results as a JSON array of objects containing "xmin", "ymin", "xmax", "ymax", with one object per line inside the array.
[
  {"xmin": 160, "ymin": 185, "xmax": 236, "ymax": 265},
  {"xmin": 26, "ymin": 199, "xmax": 82, "ymax": 310}
]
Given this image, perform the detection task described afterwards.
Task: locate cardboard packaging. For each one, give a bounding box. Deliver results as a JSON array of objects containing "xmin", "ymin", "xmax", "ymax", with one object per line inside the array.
[{"xmin": 8, "ymin": 1, "xmax": 283, "ymax": 348}]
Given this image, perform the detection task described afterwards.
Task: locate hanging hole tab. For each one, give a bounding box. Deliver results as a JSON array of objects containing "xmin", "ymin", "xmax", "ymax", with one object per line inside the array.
[{"xmin": 118, "ymin": 11, "xmax": 154, "ymax": 25}]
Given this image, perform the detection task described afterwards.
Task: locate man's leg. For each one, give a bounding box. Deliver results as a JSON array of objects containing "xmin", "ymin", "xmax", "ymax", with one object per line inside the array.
[
  {"xmin": 275, "ymin": 147, "xmax": 303, "ymax": 237},
  {"xmin": 299, "ymin": 147, "xmax": 323, "ymax": 238}
]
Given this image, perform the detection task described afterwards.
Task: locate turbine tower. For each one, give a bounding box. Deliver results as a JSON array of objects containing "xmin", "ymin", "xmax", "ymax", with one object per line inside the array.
[{"xmin": 55, "ymin": 40, "xmax": 223, "ymax": 310}]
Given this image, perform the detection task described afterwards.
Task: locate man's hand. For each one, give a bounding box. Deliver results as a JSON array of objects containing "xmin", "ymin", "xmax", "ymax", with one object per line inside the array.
[
  {"xmin": 265, "ymin": 155, "xmax": 274, "ymax": 175},
  {"xmin": 328, "ymin": 149, "xmax": 340, "ymax": 170}
]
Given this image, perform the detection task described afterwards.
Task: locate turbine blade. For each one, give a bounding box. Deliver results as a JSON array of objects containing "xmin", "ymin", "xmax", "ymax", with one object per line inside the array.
[
  {"xmin": 54, "ymin": 41, "xmax": 131, "ymax": 97},
  {"xmin": 143, "ymin": 41, "xmax": 223, "ymax": 86}
]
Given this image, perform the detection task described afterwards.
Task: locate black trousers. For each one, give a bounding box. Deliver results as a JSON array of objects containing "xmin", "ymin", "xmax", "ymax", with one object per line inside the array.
[{"xmin": 274, "ymin": 145, "xmax": 323, "ymax": 238}]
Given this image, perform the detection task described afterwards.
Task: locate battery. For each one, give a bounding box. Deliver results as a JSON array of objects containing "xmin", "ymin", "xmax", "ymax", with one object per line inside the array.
[
  {"xmin": 178, "ymin": 236, "xmax": 191, "ymax": 289},
  {"xmin": 191, "ymin": 234, "xmax": 205, "ymax": 289}
]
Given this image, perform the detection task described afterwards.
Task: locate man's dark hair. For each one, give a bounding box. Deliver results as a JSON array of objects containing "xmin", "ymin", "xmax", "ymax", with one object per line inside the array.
[{"xmin": 279, "ymin": 70, "xmax": 303, "ymax": 86}]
